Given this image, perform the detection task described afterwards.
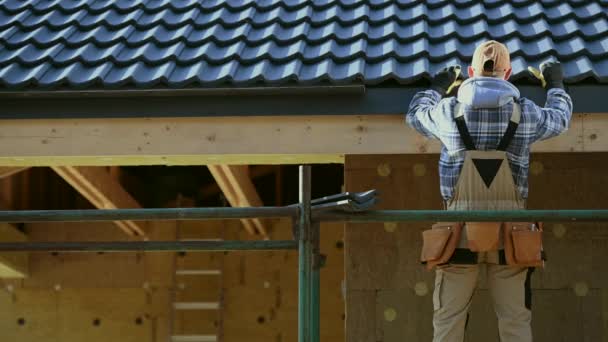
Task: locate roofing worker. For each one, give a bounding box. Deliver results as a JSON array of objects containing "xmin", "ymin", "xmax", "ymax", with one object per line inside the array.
[{"xmin": 406, "ymin": 41, "xmax": 573, "ymax": 341}]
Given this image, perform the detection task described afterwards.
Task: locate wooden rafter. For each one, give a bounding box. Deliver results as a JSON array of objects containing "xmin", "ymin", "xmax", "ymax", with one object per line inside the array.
[
  {"xmin": 200, "ymin": 165, "xmax": 277, "ymax": 199},
  {"xmin": 0, "ymin": 167, "xmax": 29, "ymax": 178},
  {"xmin": 51, "ymin": 166, "xmax": 146, "ymax": 237},
  {"xmin": 0, "ymin": 223, "xmax": 28, "ymax": 278},
  {"xmin": 207, "ymin": 165, "xmax": 268, "ymax": 237}
]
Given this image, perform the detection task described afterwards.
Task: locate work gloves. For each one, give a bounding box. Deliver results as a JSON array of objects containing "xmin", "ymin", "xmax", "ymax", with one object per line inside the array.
[
  {"xmin": 431, "ymin": 66, "xmax": 465, "ymax": 97},
  {"xmin": 541, "ymin": 61, "xmax": 565, "ymax": 90},
  {"xmin": 529, "ymin": 61, "xmax": 565, "ymax": 90}
]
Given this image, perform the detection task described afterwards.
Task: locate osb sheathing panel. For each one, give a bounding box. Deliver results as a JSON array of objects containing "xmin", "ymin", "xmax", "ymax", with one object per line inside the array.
[
  {"xmin": 22, "ymin": 222, "xmax": 146, "ymax": 288},
  {"xmin": 0, "ymin": 213, "xmax": 346, "ymax": 341},
  {"xmin": 0, "ymin": 288, "xmax": 152, "ymax": 342},
  {"xmin": 0, "ymin": 289, "xmax": 59, "ymax": 342},
  {"xmin": 0, "ymin": 220, "xmax": 175, "ymax": 342},
  {"xmin": 375, "ymin": 289, "xmax": 433, "ymax": 342},
  {"xmin": 172, "ymin": 310, "xmax": 218, "ymax": 336},
  {"xmin": 345, "ymin": 290, "xmax": 376, "ymax": 342},
  {"xmin": 0, "ymin": 216, "xmax": 344, "ymax": 342},
  {"xmin": 345, "ymin": 153, "xmax": 608, "ymax": 341},
  {"xmin": 345, "ymin": 154, "xmax": 442, "ymax": 291},
  {"xmin": 220, "ymin": 218, "xmax": 345, "ymax": 342}
]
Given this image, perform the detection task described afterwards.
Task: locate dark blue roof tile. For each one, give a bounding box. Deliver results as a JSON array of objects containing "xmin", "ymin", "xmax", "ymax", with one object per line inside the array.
[
  {"xmin": 0, "ymin": 0, "xmax": 606, "ymax": 90},
  {"xmin": 66, "ymin": 25, "xmax": 136, "ymax": 46},
  {"xmin": 126, "ymin": 24, "xmax": 193, "ymax": 46}
]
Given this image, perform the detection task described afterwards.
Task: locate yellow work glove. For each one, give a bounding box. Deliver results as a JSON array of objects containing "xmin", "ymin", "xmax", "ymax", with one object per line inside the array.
[
  {"xmin": 528, "ymin": 65, "xmax": 547, "ymax": 88},
  {"xmin": 529, "ymin": 61, "xmax": 564, "ymax": 89},
  {"xmin": 431, "ymin": 65, "xmax": 465, "ymax": 97}
]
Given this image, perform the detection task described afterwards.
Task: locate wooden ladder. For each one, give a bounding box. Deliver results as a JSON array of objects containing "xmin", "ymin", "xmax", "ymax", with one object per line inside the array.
[{"xmin": 169, "ymin": 209, "xmax": 225, "ymax": 342}]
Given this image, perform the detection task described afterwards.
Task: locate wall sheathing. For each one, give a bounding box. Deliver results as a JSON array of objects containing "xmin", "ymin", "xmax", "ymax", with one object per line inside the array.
[
  {"xmin": 0, "ymin": 218, "xmax": 344, "ymax": 341},
  {"xmin": 345, "ymin": 153, "xmax": 608, "ymax": 341}
]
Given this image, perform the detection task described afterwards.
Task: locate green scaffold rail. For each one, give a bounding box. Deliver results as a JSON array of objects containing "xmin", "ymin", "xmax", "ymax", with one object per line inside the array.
[{"xmin": 2, "ymin": 166, "xmax": 608, "ymax": 342}]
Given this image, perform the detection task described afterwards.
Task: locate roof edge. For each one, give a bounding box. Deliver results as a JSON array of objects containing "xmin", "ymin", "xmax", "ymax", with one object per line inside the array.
[
  {"xmin": 0, "ymin": 85, "xmax": 366, "ymax": 98},
  {"xmin": 0, "ymin": 85, "xmax": 604, "ymax": 119}
]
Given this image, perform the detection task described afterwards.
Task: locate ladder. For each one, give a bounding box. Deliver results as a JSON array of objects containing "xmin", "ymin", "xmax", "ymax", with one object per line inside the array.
[{"xmin": 169, "ymin": 200, "xmax": 225, "ymax": 342}]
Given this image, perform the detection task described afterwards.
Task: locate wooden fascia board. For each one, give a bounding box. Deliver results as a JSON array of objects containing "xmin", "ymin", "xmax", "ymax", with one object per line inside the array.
[{"xmin": 0, "ymin": 114, "xmax": 602, "ymax": 167}]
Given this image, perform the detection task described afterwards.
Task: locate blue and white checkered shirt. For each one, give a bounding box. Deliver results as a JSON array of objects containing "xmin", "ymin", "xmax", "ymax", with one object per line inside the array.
[{"xmin": 406, "ymin": 87, "xmax": 573, "ymax": 201}]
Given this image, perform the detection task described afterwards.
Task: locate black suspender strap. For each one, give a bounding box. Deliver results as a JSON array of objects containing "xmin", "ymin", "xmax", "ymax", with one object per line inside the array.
[
  {"xmin": 454, "ymin": 104, "xmax": 476, "ymax": 150},
  {"xmin": 454, "ymin": 102, "xmax": 521, "ymax": 152},
  {"xmin": 497, "ymin": 121, "xmax": 518, "ymax": 151},
  {"xmin": 497, "ymin": 103, "xmax": 521, "ymax": 151}
]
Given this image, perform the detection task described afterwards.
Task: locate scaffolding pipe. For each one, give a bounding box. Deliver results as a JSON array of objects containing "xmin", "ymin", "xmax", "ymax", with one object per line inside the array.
[
  {"xmin": 316, "ymin": 209, "xmax": 608, "ymax": 222},
  {"xmin": 310, "ymin": 221, "xmax": 321, "ymax": 342},
  {"xmin": 0, "ymin": 240, "xmax": 297, "ymax": 252},
  {"xmin": 298, "ymin": 165, "xmax": 314, "ymax": 342},
  {"xmin": 2, "ymin": 209, "xmax": 608, "ymax": 224},
  {"xmin": 0, "ymin": 206, "xmax": 297, "ymax": 223}
]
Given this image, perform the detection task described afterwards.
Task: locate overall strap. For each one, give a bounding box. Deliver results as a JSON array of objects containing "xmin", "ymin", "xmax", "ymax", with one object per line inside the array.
[
  {"xmin": 454, "ymin": 102, "xmax": 521, "ymax": 152},
  {"xmin": 496, "ymin": 102, "xmax": 521, "ymax": 151},
  {"xmin": 454, "ymin": 103, "xmax": 476, "ymax": 150}
]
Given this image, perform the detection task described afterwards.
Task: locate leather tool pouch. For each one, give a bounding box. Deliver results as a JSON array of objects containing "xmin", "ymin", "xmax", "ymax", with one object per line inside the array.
[
  {"xmin": 465, "ymin": 222, "xmax": 501, "ymax": 252},
  {"xmin": 503, "ymin": 222, "xmax": 544, "ymax": 267},
  {"xmin": 421, "ymin": 222, "xmax": 463, "ymax": 270}
]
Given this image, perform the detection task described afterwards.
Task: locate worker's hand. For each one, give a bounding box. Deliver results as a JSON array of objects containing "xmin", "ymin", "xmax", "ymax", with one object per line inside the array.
[
  {"xmin": 431, "ymin": 66, "xmax": 465, "ymax": 97},
  {"xmin": 529, "ymin": 61, "xmax": 564, "ymax": 90},
  {"xmin": 541, "ymin": 61, "xmax": 565, "ymax": 90}
]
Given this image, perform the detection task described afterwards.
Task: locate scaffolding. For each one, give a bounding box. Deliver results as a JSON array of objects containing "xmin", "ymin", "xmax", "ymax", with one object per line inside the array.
[{"xmin": 1, "ymin": 165, "xmax": 608, "ymax": 342}]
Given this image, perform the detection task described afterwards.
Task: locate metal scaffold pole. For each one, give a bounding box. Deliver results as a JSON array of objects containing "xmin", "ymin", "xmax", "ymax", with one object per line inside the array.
[
  {"xmin": 298, "ymin": 165, "xmax": 314, "ymax": 342},
  {"xmin": 0, "ymin": 206, "xmax": 296, "ymax": 222},
  {"xmin": 310, "ymin": 220, "xmax": 321, "ymax": 342},
  {"xmin": 316, "ymin": 209, "xmax": 608, "ymax": 222},
  {"xmin": 2, "ymin": 208, "xmax": 608, "ymax": 225},
  {"xmin": 0, "ymin": 240, "xmax": 298, "ymax": 252}
]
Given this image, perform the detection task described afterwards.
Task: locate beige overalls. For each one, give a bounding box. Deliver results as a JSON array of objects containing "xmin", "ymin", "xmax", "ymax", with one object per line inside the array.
[{"xmin": 432, "ymin": 103, "xmax": 533, "ymax": 342}]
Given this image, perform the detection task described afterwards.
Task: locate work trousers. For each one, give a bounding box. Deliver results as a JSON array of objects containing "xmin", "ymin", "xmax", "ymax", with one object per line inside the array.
[{"xmin": 432, "ymin": 264, "xmax": 532, "ymax": 342}]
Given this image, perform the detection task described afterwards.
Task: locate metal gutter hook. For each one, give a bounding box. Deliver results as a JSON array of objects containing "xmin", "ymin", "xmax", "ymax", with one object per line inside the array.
[
  {"xmin": 528, "ymin": 64, "xmax": 547, "ymax": 88},
  {"xmin": 446, "ymin": 65, "xmax": 463, "ymax": 95}
]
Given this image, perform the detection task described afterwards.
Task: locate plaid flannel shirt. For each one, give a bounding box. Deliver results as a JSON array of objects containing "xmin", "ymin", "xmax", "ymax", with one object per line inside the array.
[{"xmin": 406, "ymin": 88, "xmax": 573, "ymax": 201}]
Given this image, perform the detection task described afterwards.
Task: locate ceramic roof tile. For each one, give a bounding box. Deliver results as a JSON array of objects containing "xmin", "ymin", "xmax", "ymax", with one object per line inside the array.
[{"xmin": 0, "ymin": 0, "xmax": 606, "ymax": 90}]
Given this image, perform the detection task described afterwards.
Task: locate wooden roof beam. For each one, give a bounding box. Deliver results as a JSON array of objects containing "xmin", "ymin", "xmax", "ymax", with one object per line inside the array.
[
  {"xmin": 0, "ymin": 114, "xmax": 601, "ymax": 167},
  {"xmin": 0, "ymin": 223, "xmax": 28, "ymax": 278},
  {"xmin": 0, "ymin": 167, "xmax": 29, "ymax": 178},
  {"xmin": 51, "ymin": 166, "xmax": 146, "ymax": 237},
  {"xmin": 220, "ymin": 165, "xmax": 268, "ymax": 237},
  {"xmin": 200, "ymin": 165, "xmax": 277, "ymax": 199},
  {"xmin": 207, "ymin": 165, "xmax": 268, "ymax": 237}
]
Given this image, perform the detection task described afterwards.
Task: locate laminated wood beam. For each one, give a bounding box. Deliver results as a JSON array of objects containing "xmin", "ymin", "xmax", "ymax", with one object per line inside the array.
[
  {"xmin": 0, "ymin": 114, "xmax": 601, "ymax": 167},
  {"xmin": 0, "ymin": 167, "xmax": 29, "ymax": 178},
  {"xmin": 220, "ymin": 165, "xmax": 268, "ymax": 237},
  {"xmin": 51, "ymin": 166, "xmax": 145, "ymax": 237},
  {"xmin": 207, "ymin": 165, "xmax": 268, "ymax": 237},
  {"xmin": 0, "ymin": 223, "xmax": 28, "ymax": 278},
  {"xmin": 200, "ymin": 165, "xmax": 277, "ymax": 198}
]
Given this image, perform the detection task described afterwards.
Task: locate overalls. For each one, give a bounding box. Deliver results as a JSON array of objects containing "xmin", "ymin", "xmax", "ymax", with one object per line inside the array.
[{"xmin": 432, "ymin": 103, "xmax": 533, "ymax": 342}]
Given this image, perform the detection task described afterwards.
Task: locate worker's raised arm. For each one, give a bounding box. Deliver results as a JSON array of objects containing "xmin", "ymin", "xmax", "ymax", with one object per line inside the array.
[
  {"xmin": 406, "ymin": 66, "xmax": 463, "ymax": 139},
  {"xmin": 525, "ymin": 61, "xmax": 574, "ymax": 142},
  {"xmin": 405, "ymin": 89, "xmax": 445, "ymax": 139}
]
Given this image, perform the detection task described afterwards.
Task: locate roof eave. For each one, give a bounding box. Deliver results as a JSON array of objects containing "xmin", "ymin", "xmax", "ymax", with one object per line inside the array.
[
  {"xmin": 0, "ymin": 85, "xmax": 604, "ymax": 119},
  {"xmin": 0, "ymin": 85, "xmax": 366, "ymax": 98}
]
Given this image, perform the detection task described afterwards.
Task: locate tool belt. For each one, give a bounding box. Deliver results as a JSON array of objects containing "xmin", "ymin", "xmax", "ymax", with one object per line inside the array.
[{"xmin": 421, "ymin": 221, "xmax": 544, "ymax": 270}]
